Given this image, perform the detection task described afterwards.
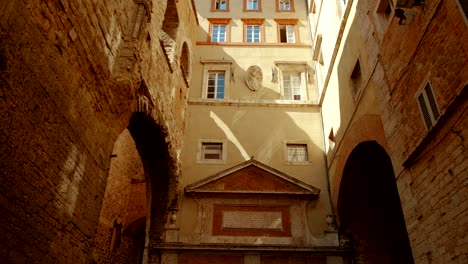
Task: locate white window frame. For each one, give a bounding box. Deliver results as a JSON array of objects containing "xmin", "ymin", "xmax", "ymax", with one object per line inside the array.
[
  {"xmin": 211, "ymin": 24, "xmax": 227, "ymax": 42},
  {"xmin": 246, "ymin": 25, "xmax": 261, "ymax": 43},
  {"xmin": 279, "ymin": 24, "xmax": 295, "ymax": 43},
  {"xmin": 282, "ymin": 72, "xmax": 302, "ymax": 100},
  {"xmin": 201, "ymin": 62, "xmax": 231, "ymax": 100},
  {"xmin": 247, "ymin": 0, "xmax": 259, "ymax": 10},
  {"xmin": 207, "ymin": 72, "xmax": 226, "ymax": 99},
  {"xmin": 197, "ymin": 139, "xmax": 228, "ymax": 164},
  {"xmin": 279, "ymin": 0, "xmax": 291, "ymax": 10},
  {"xmin": 416, "ymin": 81, "xmax": 440, "ymax": 131},
  {"xmin": 214, "ymin": 0, "xmax": 227, "ymax": 10},
  {"xmin": 283, "ymin": 140, "xmax": 311, "ymax": 165},
  {"xmin": 276, "ymin": 63, "xmax": 309, "ymax": 101}
]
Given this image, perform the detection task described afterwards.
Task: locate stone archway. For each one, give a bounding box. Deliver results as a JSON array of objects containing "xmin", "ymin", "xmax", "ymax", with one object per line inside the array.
[
  {"xmin": 337, "ymin": 141, "xmax": 414, "ymax": 264},
  {"xmin": 92, "ymin": 107, "xmax": 178, "ymax": 264}
]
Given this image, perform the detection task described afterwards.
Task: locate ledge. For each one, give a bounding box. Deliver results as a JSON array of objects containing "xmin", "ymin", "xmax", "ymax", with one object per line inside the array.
[
  {"xmin": 188, "ymin": 98, "xmax": 320, "ymax": 108},
  {"xmin": 184, "ymin": 190, "xmax": 318, "ymax": 199},
  {"xmin": 196, "ymin": 42, "xmax": 312, "ymax": 48},
  {"xmin": 152, "ymin": 242, "xmax": 352, "ymax": 253}
]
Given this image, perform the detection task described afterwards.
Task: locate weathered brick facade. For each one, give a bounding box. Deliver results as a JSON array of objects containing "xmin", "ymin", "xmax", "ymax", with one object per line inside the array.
[
  {"xmin": 377, "ymin": 1, "xmax": 468, "ymax": 263},
  {"xmin": 320, "ymin": 0, "xmax": 467, "ymax": 263},
  {"xmin": 0, "ymin": 0, "xmax": 197, "ymax": 263}
]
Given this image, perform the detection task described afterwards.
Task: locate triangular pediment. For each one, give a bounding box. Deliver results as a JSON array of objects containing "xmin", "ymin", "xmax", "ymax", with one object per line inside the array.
[{"xmin": 185, "ymin": 159, "xmax": 320, "ymax": 198}]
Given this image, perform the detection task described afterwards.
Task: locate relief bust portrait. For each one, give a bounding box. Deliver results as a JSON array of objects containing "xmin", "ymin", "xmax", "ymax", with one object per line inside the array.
[{"xmin": 245, "ymin": 65, "xmax": 263, "ymax": 91}]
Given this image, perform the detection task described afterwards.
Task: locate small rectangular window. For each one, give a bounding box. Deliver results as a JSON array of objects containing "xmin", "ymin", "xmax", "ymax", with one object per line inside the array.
[
  {"xmin": 287, "ymin": 144, "xmax": 308, "ymax": 162},
  {"xmin": 279, "ymin": 0, "xmax": 292, "ymax": 11},
  {"xmin": 283, "ymin": 73, "xmax": 302, "ymax": 100},
  {"xmin": 246, "ymin": 25, "xmax": 261, "ymax": 43},
  {"xmin": 211, "ymin": 25, "xmax": 227, "ymax": 42},
  {"xmin": 417, "ymin": 82, "xmax": 440, "ymax": 130},
  {"xmin": 207, "ymin": 72, "xmax": 225, "ymax": 99},
  {"xmin": 202, "ymin": 142, "xmax": 223, "ymax": 160},
  {"xmin": 214, "ymin": 0, "xmax": 227, "ymax": 10},
  {"xmin": 279, "ymin": 25, "xmax": 295, "ymax": 43},
  {"xmin": 246, "ymin": 0, "xmax": 259, "ymax": 10}
]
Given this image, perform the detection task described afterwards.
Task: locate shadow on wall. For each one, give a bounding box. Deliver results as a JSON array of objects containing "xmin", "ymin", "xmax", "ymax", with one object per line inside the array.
[
  {"xmin": 0, "ymin": 0, "xmax": 193, "ymax": 263},
  {"xmin": 92, "ymin": 111, "xmax": 178, "ymax": 264},
  {"xmin": 338, "ymin": 141, "xmax": 414, "ymax": 264},
  {"xmin": 180, "ymin": 22, "xmax": 330, "ymax": 238}
]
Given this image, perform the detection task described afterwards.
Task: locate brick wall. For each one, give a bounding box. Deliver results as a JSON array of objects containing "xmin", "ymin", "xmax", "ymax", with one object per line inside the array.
[
  {"xmin": 0, "ymin": 0, "xmax": 197, "ymax": 262},
  {"xmin": 91, "ymin": 129, "xmax": 146, "ymax": 264},
  {"xmin": 378, "ymin": 1, "xmax": 468, "ymax": 263},
  {"xmin": 326, "ymin": 0, "xmax": 467, "ymax": 263}
]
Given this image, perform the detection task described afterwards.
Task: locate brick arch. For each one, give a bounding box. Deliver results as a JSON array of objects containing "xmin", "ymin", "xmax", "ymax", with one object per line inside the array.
[
  {"xmin": 159, "ymin": 0, "xmax": 180, "ymax": 65},
  {"xmin": 162, "ymin": 0, "xmax": 179, "ymax": 40},
  {"xmin": 92, "ymin": 83, "xmax": 180, "ymax": 263},
  {"xmin": 337, "ymin": 141, "xmax": 414, "ymax": 263},
  {"xmin": 331, "ymin": 114, "xmax": 388, "ymax": 210}
]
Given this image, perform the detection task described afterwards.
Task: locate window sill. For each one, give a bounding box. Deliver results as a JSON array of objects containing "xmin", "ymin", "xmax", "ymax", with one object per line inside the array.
[
  {"xmin": 284, "ymin": 161, "xmax": 312, "ymax": 166},
  {"xmin": 196, "ymin": 42, "xmax": 311, "ymax": 48},
  {"xmin": 197, "ymin": 159, "xmax": 227, "ymax": 165}
]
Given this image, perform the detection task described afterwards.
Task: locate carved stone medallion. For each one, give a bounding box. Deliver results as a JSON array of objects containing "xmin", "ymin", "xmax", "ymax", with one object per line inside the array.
[{"xmin": 245, "ymin": 65, "xmax": 263, "ymax": 91}]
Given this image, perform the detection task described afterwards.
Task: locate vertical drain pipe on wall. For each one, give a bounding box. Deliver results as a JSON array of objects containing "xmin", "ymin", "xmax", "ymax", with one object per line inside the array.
[{"xmin": 305, "ymin": 0, "xmax": 337, "ymax": 229}]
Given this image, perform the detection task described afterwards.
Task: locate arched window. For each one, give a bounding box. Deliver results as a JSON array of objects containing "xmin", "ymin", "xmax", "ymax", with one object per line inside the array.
[
  {"xmin": 160, "ymin": 0, "xmax": 180, "ymax": 66},
  {"xmin": 110, "ymin": 220, "xmax": 122, "ymax": 252},
  {"xmin": 180, "ymin": 42, "xmax": 191, "ymax": 82}
]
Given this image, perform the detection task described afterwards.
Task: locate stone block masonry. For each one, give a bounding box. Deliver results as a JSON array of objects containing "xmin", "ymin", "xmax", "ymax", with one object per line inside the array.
[{"xmin": 0, "ymin": 0, "xmax": 197, "ymax": 263}]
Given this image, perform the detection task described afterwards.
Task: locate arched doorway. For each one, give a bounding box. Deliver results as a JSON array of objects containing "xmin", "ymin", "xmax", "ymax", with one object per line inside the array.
[
  {"xmin": 92, "ymin": 112, "xmax": 176, "ymax": 264},
  {"xmin": 338, "ymin": 141, "xmax": 414, "ymax": 264}
]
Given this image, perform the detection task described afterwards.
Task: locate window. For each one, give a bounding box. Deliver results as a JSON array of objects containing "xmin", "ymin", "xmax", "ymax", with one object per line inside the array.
[
  {"xmin": 417, "ymin": 82, "xmax": 440, "ymax": 130},
  {"xmin": 202, "ymin": 143, "xmax": 223, "ymax": 160},
  {"xmin": 276, "ymin": 19, "xmax": 298, "ymax": 43},
  {"xmin": 246, "ymin": 25, "xmax": 260, "ymax": 42},
  {"xmin": 244, "ymin": 0, "xmax": 261, "ymax": 11},
  {"xmin": 287, "ymin": 144, "xmax": 308, "ymax": 162},
  {"xmin": 212, "ymin": 0, "xmax": 229, "ymax": 11},
  {"xmin": 280, "ymin": 25, "xmax": 295, "ymax": 43},
  {"xmin": 283, "ymin": 73, "xmax": 302, "ymax": 100},
  {"xmin": 160, "ymin": 0, "xmax": 179, "ymax": 66},
  {"xmin": 197, "ymin": 139, "xmax": 227, "ymax": 164},
  {"xmin": 180, "ymin": 42, "xmax": 191, "ymax": 82},
  {"xmin": 350, "ymin": 59, "xmax": 361, "ymax": 96},
  {"xmin": 207, "ymin": 71, "xmax": 225, "ymax": 99},
  {"xmin": 313, "ymin": 34, "xmax": 323, "ymax": 64},
  {"xmin": 212, "ymin": 25, "xmax": 226, "ymax": 42},
  {"xmin": 277, "ymin": 0, "xmax": 294, "ymax": 11},
  {"xmin": 276, "ymin": 62, "xmax": 309, "ymax": 101},
  {"xmin": 201, "ymin": 61, "xmax": 231, "ymax": 99},
  {"xmin": 208, "ymin": 18, "xmax": 231, "ymax": 43},
  {"xmin": 242, "ymin": 19, "xmax": 264, "ymax": 43}
]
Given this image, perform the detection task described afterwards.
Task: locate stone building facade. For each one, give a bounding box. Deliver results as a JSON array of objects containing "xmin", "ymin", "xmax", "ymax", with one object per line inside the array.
[
  {"xmin": 312, "ymin": 0, "xmax": 467, "ymax": 263},
  {"xmin": 159, "ymin": 0, "xmax": 349, "ymax": 263},
  {"xmin": 0, "ymin": 0, "xmax": 466, "ymax": 264}
]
